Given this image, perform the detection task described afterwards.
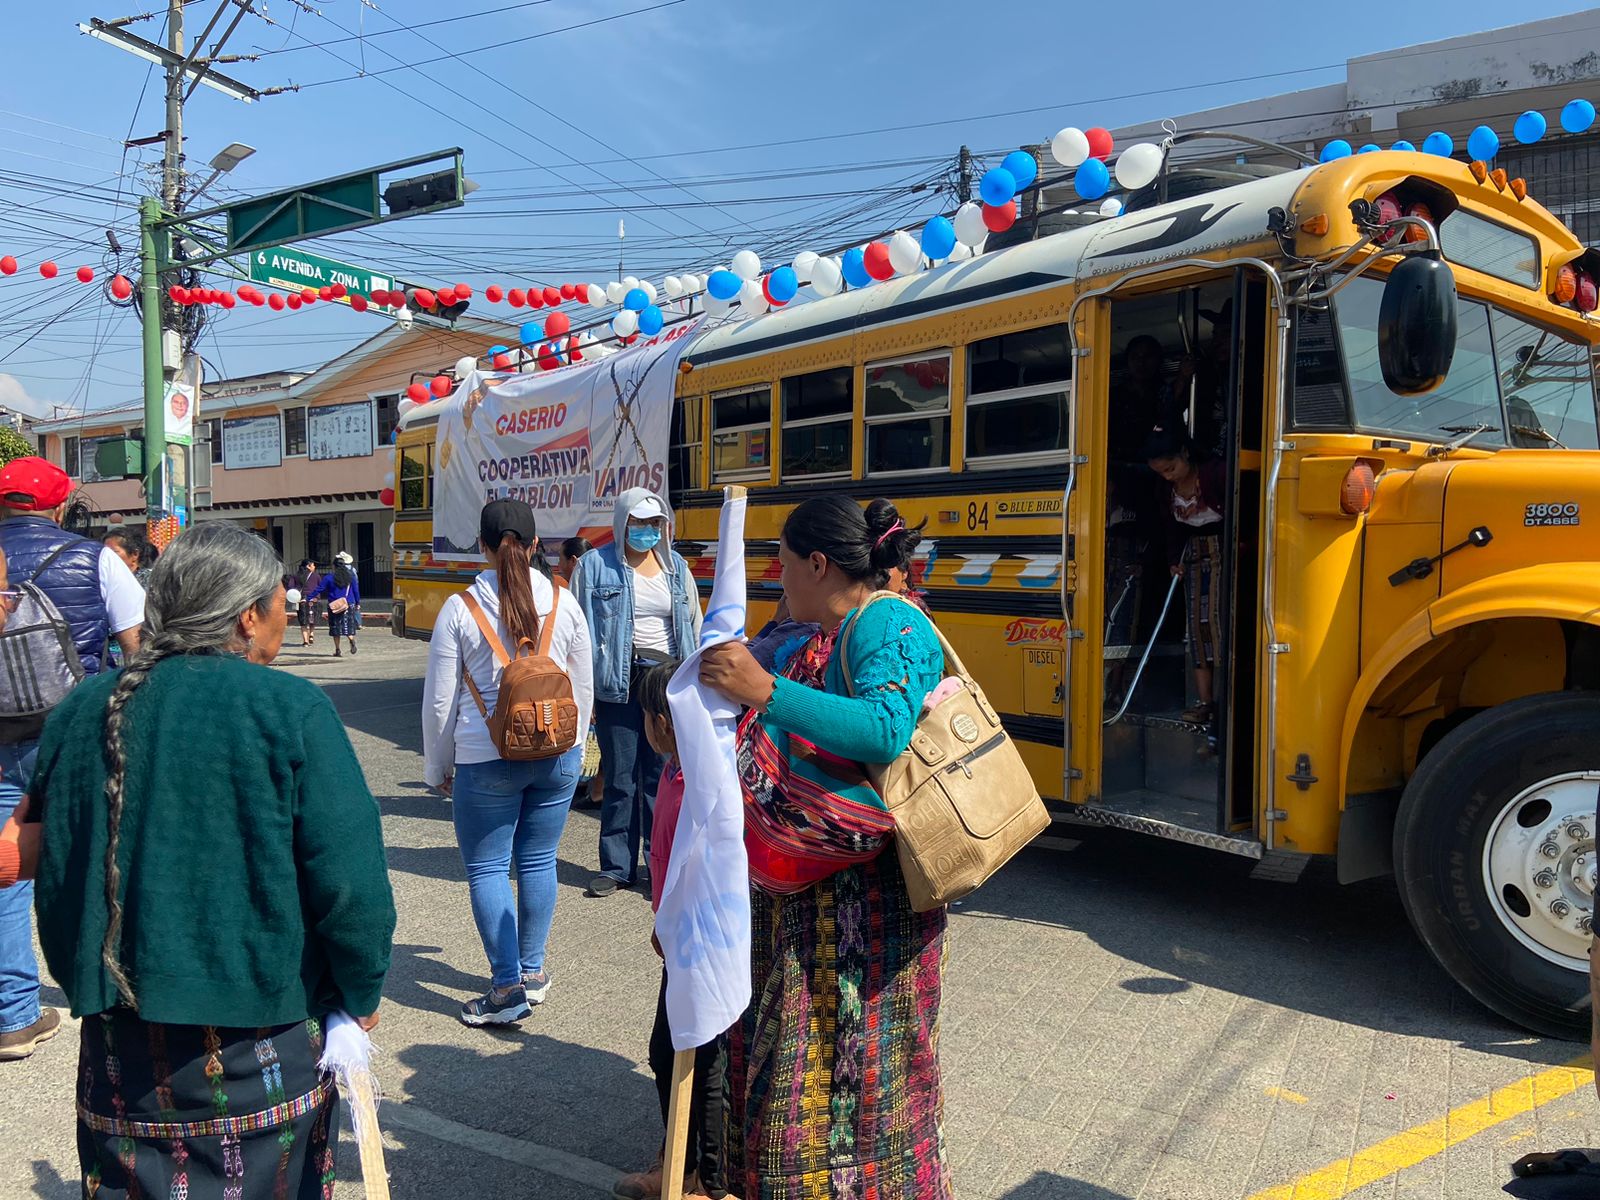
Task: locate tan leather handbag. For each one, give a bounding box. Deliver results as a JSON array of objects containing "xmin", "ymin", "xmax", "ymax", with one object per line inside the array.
[{"xmin": 843, "ymin": 593, "xmax": 1050, "ymax": 911}]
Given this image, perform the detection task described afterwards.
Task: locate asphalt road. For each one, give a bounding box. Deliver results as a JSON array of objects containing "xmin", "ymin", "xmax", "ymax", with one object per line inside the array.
[{"xmin": 4, "ymin": 633, "xmax": 1597, "ymax": 1199}]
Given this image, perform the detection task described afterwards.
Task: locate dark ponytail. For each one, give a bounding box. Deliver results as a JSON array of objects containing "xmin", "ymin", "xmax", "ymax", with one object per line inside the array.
[
  {"xmin": 493, "ymin": 534, "xmax": 541, "ymax": 649},
  {"xmin": 781, "ymin": 495, "xmax": 925, "ymax": 590}
]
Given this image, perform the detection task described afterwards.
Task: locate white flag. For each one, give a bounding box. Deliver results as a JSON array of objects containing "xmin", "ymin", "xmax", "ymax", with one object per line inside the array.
[{"xmin": 658, "ymin": 488, "xmax": 752, "ymax": 1050}]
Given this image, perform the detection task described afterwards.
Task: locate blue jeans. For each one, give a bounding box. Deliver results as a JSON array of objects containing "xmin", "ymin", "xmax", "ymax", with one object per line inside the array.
[
  {"xmin": 0, "ymin": 740, "xmax": 40, "ymax": 1034},
  {"xmin": 451, "ymin": 748, "xmax": 581, "ymax": 988},
  {"xmin": 595, "ymin": 699, "xmax": 664, "ymax": 884}
]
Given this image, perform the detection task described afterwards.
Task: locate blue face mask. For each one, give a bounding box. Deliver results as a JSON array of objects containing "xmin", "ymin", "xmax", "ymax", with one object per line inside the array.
[{"xmin": 626, "ymin": 524, "xmax": 662, "ymax": 553}]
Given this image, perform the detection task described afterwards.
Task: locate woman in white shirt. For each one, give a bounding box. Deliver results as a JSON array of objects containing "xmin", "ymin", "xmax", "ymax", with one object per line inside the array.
[{"xmin": 422, "ymin": 499, "xmax": 594, "ymax": 1026}]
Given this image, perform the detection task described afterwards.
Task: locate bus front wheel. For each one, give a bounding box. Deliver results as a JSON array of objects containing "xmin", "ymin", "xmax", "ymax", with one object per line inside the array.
[{"xmin": 1394, "ymin": 692, "xmax": 1596, "ymax": 1040}]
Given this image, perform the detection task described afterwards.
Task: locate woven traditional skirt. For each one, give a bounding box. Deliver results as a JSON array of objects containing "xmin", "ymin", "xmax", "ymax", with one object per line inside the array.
[
  {"xmin": 76, "ymin": 1009, "xmax": 337, "ymax": 1200},
  {"xmin": 726, "ymin": 847, "xmax": 952, "ymax": 1200}
]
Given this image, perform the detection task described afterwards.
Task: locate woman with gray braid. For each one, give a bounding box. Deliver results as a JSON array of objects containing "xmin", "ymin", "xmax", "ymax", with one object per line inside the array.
[{"xmin": 15, "ymin": 523, "xmax": 396, "ymax": 1199}]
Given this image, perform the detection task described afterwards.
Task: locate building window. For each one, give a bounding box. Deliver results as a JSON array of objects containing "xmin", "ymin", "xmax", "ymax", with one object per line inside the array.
[
  {"xmin": 62, "ymin": 436, "xmax": 78, "ymax": 477},
  {"xmin": 711, "ymin": 387, "xmax": 770, "ymax": 481},
  {"xmin": 206, "ymin": 418, "xmax": 223, "ymax": 464},
  {"xmin": 966, "ymin": 324, "xmax": 1073, "ymax": 466},
  {"xmin": 781, "ymin": 367, "xmax": 852, "ymax": 479},
  {"xmin": 284, "ymin": 406, "xmax": 308, "ymax": 456},
  {"xmin": 669, "ymin": 397, "xmax": 704, "ymax": 496},
  {"xmin": 1498, "ymin": 134, "xmax": 1600, "ymax": 247},
  {"xmin": 399, "ymin": 443, "xmax": 431, "ymax": 512},
  {"xmin": 865, "ymin": 353, "xmax": 951, "ymax": 476},
  {"xmin": 375, "ymin": 393, "xmax": 399, "ymax": 446}
]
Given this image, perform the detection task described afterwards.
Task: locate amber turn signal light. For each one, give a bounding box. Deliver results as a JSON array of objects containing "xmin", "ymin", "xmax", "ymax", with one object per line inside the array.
[
  {"xmin": 1553, "ymin": 264, "xmax": 1579, "ymax": 304},
  {"xmin": 1299, "ymin": 213, "xmax": 1330, "ymax": 236},
  {"xmin": 1490, "ymin": 168, "xmax": 1509, "ymax": 192},
  {"xmin": 1469, "ymin": 161, "xmax": 1489, "ymax": 183},
  {"xmin": 1510, "ymin": 178, "xmax": 1528, "ymax": 201},
  {"xmin": 1341, "ymin": 462, "xmax": 1377, "ymax": 515}
]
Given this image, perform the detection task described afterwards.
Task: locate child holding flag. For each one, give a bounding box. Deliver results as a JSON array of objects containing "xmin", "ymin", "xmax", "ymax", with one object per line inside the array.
[{"xmin": 614, "ymin": 660, "xmax": 729, "ymax": 1200}]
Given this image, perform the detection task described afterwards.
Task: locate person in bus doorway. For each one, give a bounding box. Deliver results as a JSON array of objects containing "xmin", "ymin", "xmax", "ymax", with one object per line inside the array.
[
  {"xmin": 570, "ymin": 490, "xmax": 703, "ymax": 898},
  {"xmin": 309, "ymin": 551, "xmax": 360, "ymax": 657},
  {"xmin": 1144, "ymin": 426, "xmax": 1226, "ymax": 727}
]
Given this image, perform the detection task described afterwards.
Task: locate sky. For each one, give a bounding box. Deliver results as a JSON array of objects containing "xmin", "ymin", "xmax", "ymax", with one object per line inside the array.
[{"xmin": 0, "ymin": 0, "xmax": 1595, "ymax": 422}]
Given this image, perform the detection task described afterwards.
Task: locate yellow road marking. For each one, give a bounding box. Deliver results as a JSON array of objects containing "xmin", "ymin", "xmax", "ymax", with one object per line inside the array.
[
  {"xmin": 1265, "ymin": 1087, "xmax": 1309, "ymax": 1105},
  {"xmin": 1249, "ymin": 1056, "xmax": 1594, "ymax": 1200}
]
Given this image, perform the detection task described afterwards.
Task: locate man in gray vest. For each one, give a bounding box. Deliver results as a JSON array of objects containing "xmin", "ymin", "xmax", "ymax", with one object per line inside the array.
[{"xmin": 0, "ymin": 457, "xmax": 143, "ymax": 1061}]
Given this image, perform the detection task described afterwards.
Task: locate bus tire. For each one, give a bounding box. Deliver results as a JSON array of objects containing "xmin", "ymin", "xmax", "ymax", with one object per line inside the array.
[{"xmin": 1393, "ymin": 691, "xmax": 1596, "ymax": 1040}]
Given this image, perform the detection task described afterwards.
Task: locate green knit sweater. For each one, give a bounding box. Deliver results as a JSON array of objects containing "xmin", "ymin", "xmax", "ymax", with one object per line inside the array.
[{"xmin": 31, "ymin": 653, "xmax": 395, "ymax": 1025}]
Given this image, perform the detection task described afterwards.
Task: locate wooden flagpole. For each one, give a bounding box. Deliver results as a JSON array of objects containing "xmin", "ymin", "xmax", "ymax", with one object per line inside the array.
[{"xmin": 660, "ymin": 1048, "xmax": 696, "ymax": 1200}]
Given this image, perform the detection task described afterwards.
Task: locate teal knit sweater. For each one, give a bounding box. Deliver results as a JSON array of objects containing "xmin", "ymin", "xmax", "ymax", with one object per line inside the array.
[
  {"xmin": 31, "ymin": 654, "xmax": 395, "ymax": 1025},
  {"xmin": 765, "ymin": 596, "xmax": 945, "ymax": 766}
]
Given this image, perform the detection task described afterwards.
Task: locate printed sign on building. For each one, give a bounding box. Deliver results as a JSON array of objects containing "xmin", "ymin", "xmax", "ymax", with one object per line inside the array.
[
  {"xmin": 309, "ymin": 400, "xmax": 374, "ymax": 461},
  {"xmin": 222, "ymin": 414, "xmax": 282, "ymax": 470}
]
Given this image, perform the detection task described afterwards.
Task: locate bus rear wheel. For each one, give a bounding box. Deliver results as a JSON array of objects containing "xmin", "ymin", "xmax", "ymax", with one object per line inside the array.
[{"xmin": 1394, "ymin": 692, "xmax": 1596, "ymax": 1040}]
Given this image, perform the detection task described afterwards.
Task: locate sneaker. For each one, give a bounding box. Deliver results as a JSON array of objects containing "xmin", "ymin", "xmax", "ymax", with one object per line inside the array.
[
  {"xmin": 458, "ymin": 984, "xmax": 531, "ymax": 1027},
  {"xmin": 349, "ymin": 642, "xmax": 358, "ymax": 656},
  {"xmin": 521, "ymin": 970, "xmax": 550, "ymax": 1005},
  {"xmin": 0, "ymin": 1007, "xmax": 61, "ymax": 1061},
  {"xmin": 586, "ymin": 874, "xmax": 621, "ymax": 898}
]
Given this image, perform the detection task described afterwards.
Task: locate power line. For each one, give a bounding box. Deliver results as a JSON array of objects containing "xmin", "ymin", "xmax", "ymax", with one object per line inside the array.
[{"xmin": 250, "ymin": 0, "xmax": 561, "ymax": 55}]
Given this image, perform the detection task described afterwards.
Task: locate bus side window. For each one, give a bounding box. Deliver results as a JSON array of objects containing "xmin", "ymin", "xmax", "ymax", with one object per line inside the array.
[
  {"xmin": 781, "ymin": 368, "xmax": 853, "ymax": 480},
  {"xmin": 965, "ymin": 324, "xmax": 1073, "ymax": 466}
]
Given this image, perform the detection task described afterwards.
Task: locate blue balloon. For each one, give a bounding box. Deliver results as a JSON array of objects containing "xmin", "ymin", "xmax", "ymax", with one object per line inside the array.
[
  {"xmin": 920, "ymin": 215, "xmax": 957, "ymax": 261},
  {"xmin": 1358, "ymin": 143, "xmax": 1380, "ymax": 154},
  {"xmin": 707, "ymin": 269, "xmax": 741, "ymax": 301},
  {"xmin": 1000, "ymin": 150, "xmax": 1038, "ymax": 192},
  {"xmin": 1512, "ymin": 110, "xmax": 1546, "ymax": 145},
  {"xmin": 1391, "ymin": 139, "xmax": 1416, "ymax": 152},
  {"xmin": 1562, "ymin": 98, "xmax": 1596, "ymax": 133},
  {"xmin": 1074, "ymin": 157, "xmax": 1109, "ymax": 200},
  {"xmin": 1422, "ymin": 131, "xmax": 1454, "ymax": 157},
  {"xmin": 841, "ymin": 247, "xmax": 871, "ymax": 289},
  {"xmin": 624, "ymin": 287, "xmax": 649, "ymax": 312},
  {"xmin": 638, "ymin": 304, "xmax": 664, "ymax": 336},
  {"xmin": 1319, "ymin": 139, "xmax": 1352, "ymax": 162},
  {"xmin": 488, "ymin": 344, "xmax": 507, "ymax": 355},
  {"xmin": 767, "ymin": 266, "xmax": 798, "ymax": 304},
  {"xmin": 1467, "ymin": 125, "xmax": 1499, "ymax": 161},
  {"xmin": 979, "ymin": 167, "xmax": 1017, "ymax": 207},
  {"xmin": 519, "ymin": 320, "xmax": 543, "ymax": 345}
]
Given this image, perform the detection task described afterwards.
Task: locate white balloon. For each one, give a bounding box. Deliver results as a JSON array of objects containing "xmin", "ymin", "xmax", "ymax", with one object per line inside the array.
[
  {"xmin": 454, "ymin": 355, "xmax": 477, "ymax": 381},
  {"xmin": 1114, "ymin": 142, "xmax": 1163, "ymax": 191},
  {"xmin": 383, "ymin": 471, "xmax": 395, "ymax": 486},
  {"xmin": 1100, "ymin": 197, "xmax": 1124, "ymax": 216},
  {"xmin": 641, "ymin": 280, "xmax": 658, "ymax": 303},
  {"xmin": 731, "ymin": 249, "xmax": 762, "ymax": 281},
  {"xmin": 397, "ymin": 398, "xmax": 417, "ymax": 417},
  {"xmin": 587, "ymin": 283, "xmax": 608, "ymax": 307},
  {"xmin": 286, "ymin": 589, "xmax": 302, "ymax": 606},
  {"xmin": 703, "ymin": 291, "xmax": 733, "ymax": 316},
  {"xmin": 888, "ymin": 230, "xmax": 922, "ymax": 275},
  {"xmin": 623, "ymin": 275, "xmax": 639, "ymax": 290},
  {"xmin": 1051, "ymin": 127, "xmax": 1091, "ymax": 167},
  {"xmin": 606, "ymin": 281, "xmax": 626, "ymax": 304},
  {"xmin": 792, "ymin": 250, "xmax": 819, "ymax": 282},
  {"xmin": 953, "ymin": 202, "xmax": 987, "ymax": 247},
  {"xmin": 810, "ymin": 255, "xmax": 843, "ymax": 297},
  {"xmin": 663, "ymin": 275, "xmax": 683, "ymax": 298},
  {"xmin": 947, "ymin": 242, "xmax": 973, "ymax": 263},
  {"xmin": 739, "ymin": 278, "xmax": 767, "ymax": 312},
  {"xmin": 612, "ymin": 309, "xmax": 639, "ymax": 337}
]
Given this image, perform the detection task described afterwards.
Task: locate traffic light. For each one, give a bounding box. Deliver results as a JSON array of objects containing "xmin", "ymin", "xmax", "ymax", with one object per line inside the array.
[{"xmin": 383, "ymin": 169, "xmax": 477, "ymax": 216}]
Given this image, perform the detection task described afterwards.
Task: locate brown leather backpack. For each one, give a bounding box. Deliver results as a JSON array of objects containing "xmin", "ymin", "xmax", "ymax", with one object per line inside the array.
[{"xmin": 459, "ymin": 590, "xmax": 579, "ymax": 760}]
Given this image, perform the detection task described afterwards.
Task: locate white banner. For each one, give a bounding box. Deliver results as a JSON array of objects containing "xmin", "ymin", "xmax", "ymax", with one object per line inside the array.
[
  {"xmin": 431, "ymin": 321, "xmax": 700, "ymax": 559},
  {"xmin": 658, "ymin": 488, "xmax": 751, "ymax": 1050}
]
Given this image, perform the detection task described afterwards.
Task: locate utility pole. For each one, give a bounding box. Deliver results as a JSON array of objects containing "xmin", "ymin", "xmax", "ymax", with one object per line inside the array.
[
  {"xmin": 142, "ymin": 0, "xmax": 184, "ymax": 527},
  {"xmin": 958, "ymin": 145, "xmax": 973, "ymax": 204}
]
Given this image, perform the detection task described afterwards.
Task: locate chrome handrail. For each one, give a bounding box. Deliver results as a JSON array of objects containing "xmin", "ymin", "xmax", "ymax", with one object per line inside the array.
[{"xmin": 1104, "ymin": 573, "xmax": 1181, "ymax": 727}]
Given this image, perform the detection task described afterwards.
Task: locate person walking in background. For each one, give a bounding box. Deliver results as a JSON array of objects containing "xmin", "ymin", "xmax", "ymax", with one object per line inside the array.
[
  {"xmin": 698, "ymin": 495, "xmax": 952, "ymax": 1200},
  {"xmin": 309, "ymin": 550, "xmax": 360, "ymax": 657},
  {"xmin": 422, "ymin": 499, "xmax": 593, "ymax": 1026},
  {"xmin": 0, "ymin": 457, "xmax": 143, "ymax": 1063},
  {"xmin": 556, "ymin": 535, "xmax": 591, "ymax": 588},
  {"xmin": 613, "ymin": 661, "xmax": 728, "ymax": 1200},
  {"xmin": 3, "ymin": 523, "xmax": 394, "ymax": 1196},
  {"xmin": 295, "ymin": 558, "xmax": 322, "ymax": 646},
  {"xmin": 570, "ymin": 490, "xmax": 702, "ymax": 899}
]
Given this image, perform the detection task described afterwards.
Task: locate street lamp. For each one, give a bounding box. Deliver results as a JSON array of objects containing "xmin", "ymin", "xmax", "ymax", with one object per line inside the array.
[{"xmin": 190, "ymin": 142, "xmax": 256, "ymax": 205}]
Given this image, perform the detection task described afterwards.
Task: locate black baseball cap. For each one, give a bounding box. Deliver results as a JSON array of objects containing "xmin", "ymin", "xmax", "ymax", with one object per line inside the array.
[{"xmin": 480, "ymin": 498, "xmax": 537, "ymax": 546}]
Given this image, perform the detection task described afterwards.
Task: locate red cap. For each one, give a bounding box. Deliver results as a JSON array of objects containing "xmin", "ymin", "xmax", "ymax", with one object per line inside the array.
[{"xmin": 0, "ymin": 457, "xmax": 72, "ymax": 511}]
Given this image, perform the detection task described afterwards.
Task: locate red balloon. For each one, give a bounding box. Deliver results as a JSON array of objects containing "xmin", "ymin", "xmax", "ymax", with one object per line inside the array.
[
  {"xmin": 863, "ymin": 241, "xmax": 894, "ymax": 281},
  {"xmin": 379, "ymin": 488, "xmax": 396, "ymax": 507},
  {"xmin": 0, "ymin": 256, "xmax": 16, "ymax": 275},
  {"xmin": 567, "ymin": 334, "xmax": 583, "ymax": 364},
  {"xmin": 168, "ymin": 285, "xmax": 187, "ymax": 304},
  {"xmin": 492, "ymin": 352, "xmax": 512, "ymax": 370},
  {"xmin": 982, "ymin": 201, "xmax": 1018, "ymax": 233},
  {"xmin": 219, "ymin": 291, "xmax": 237, "ymax": 309},
  {"xmin": 1086, "ymin": 127, "xmax": 1114, "ymax": 160},
  {"xmin": 110, "ymin": 275, "xmax": 133, "ymax": 300},
  {"xmin": 485, "ymin": 285, "xmax": 504, "ymax": 303},
  {"xmin": 405, "ymin": 382, "xmax": 428, "ymax": 403},
  {"xmin": 287, "ymin": 294, "xmax": 303, "ymax": 310},
  {"xmin": 508, "ymin": 288, "xmax": 526, "ymax": 307},
  {"xmin": 537, "ymin": 343, "xmax": 559, "ymax": 371},
  {"xmin": 413, "ymin": 288, "xmax": 436, "ymax": 309},
  {"xmin": 544, "ymin": 311, "xmax": 570, "ymax": 337},
  {"xmin": 331, "ymin": 282, "xmax": 348, "ymax": 299},
  {"xmin": 350, "ymin": 294, "xmax": 369, "ymax": 313},
  {"xmin": 318, "ymin": 286, "xmax": 332, "ymax": 301},
  {"xmin": 542, "ymin": 286, "xmax": 561, "ymax": 307},
  {"xmin": 368, "ymin": 288, "xmax": 388, "ymax": 306},
  {"xmin": 559, "ymin": 283, "xmax": 576, "ymax": 301},
  {"xmin": 453, "ymin": 283, "xmax": 472, "ymax": 298},
  {"xmin": 299, "ymin": 288, "xmax": 316, "ymax": 304},
  {"xmin": 269, "ymin": 293, "xmax": 286, "ymax": 311},
  {"xmin": 429, "ymin": 374, "xmax": 452, "ymax": 397},
  {"xmin": 39, "ymin": 261, "xmax": 57, "ymax": 279},
  {"xmin": 76, "ymin": 266, "xmax": 94, "ymax": 284},
  {"xmin": 762, "ymin": 275, "xmax": 788, "ymax": 307},
  {"xmin": 528, "ymin": 290, "xmax": 544, "ymax": 308}
]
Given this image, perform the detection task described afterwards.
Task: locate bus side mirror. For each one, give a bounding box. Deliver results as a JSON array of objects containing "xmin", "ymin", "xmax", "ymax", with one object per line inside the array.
[{"xmin": 1378, "ymin": 254, "xmax": 1457, "ymax": 396}]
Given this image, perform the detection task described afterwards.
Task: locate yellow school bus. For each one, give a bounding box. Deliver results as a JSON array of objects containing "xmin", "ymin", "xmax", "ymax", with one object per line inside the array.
[{"xmin": 395, "ymin": 143, "xmax": 1600, "ymax": 1035}]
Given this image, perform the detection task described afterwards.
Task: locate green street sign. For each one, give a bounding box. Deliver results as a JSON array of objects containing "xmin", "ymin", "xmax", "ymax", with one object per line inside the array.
[{"xmin": 249, "ymin": 247, "xmax": 394, "ymax": 304}]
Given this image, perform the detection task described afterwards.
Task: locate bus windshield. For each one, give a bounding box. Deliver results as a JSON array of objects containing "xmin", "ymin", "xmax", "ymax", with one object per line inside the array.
[{"xmin": 1291, "ymin": 274, "xmax": 1600, "ymax": 449}]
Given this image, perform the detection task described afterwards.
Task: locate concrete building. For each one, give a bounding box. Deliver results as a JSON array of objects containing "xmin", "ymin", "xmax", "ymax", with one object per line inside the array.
[{"xmin": 34, "ymin": 321, "xmax": 501, "ymax": 596}]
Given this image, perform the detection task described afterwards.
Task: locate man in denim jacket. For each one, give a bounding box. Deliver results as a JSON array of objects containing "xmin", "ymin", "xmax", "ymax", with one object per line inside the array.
[{"xmin": 570, "ymin": 488, "xmax": 703, "ymax": 897}]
